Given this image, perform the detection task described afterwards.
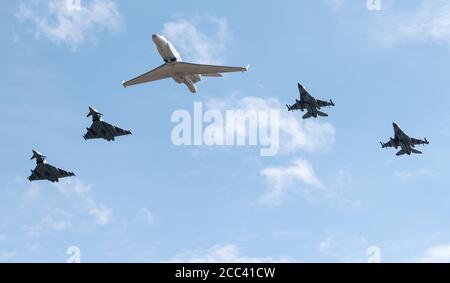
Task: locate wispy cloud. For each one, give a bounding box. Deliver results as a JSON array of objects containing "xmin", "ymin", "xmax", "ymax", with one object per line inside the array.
[
  {"xmin": 22, "ymin": 178, "xmax": 112, "ymax": 237},
  {"xmin": 375, "ymin": 1, "xmax": 450, "ymax": 47},
  {"xmin": 166, "ymin": 244, "xmax": 296, "ymax": 263},
  {"xmin": 316, "ymin": 229, "xmax": 369, "ymax": 262},
  {"xmin": 16, "ymin": 0, "xmax": 123, "ymax": 49},
  {"xmin": 140, "ymin": 208, "xmax": 154, "ymax": 225},
  {"xmin": 420, "ymin": 245, "xmax": 450, "ymax": 263},
  {"xmin": 206, "ymin": 94, "xmax": 339, "ymax": 206},
  {"xmin": 206, "ymin": 95, "xmax": 336, "ymax": 154},
  {"xmin": 394, "ymin": 169, "xmax": 432, "ymax": 182},
  {"xmin": 54, "ymin": 179, "xmax": 112, "ymax": 225},
  {"xmin": 0, "ymin": 252, "xmax": 17, "ymax": 262},
  {"xmin": 24, "ymin": 209, "xmax": 73, "ymax": 237},
  {"xmin": 260, "ymin": 158, "xmax": 323, "ymax": 206},
  {"xmin": 162, "ymin": 15, "xmax": 231, "ymax": 64}
]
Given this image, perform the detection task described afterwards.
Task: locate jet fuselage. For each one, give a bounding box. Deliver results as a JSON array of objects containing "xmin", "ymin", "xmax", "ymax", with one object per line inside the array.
[{"xmin": 152, "ymin": 34, "xmax": 201, "ymax": 93}]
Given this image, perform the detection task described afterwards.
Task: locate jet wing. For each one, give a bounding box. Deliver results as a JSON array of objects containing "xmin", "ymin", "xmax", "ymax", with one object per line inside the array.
[
  {"xmin": 83, "ymin": 125, "xmax": 97, "ymax": 140},
  {"xmin": 317, "ymin": 99, "xmax": 334, "ymax": 108},
  {"xmin": 287, "ymin": 101, "xmax": 305, "ymax": 111},
  {"xmin": 411, "ymin": 137, "xmax": 429, "ymax": 146},
  {"xmin": 28, "ymin": 171, "xmax": 47, "ymax": 181},
  {"xmin": 113, "ymin": 126, "xmax": 132, "ymax": 137},
  {"xmin": 123, "ymin": 64, "xmax": 172, "ymax": 87},
  {"xmin": 381, "ymin": 139, "xmax": 398, "ymax": 148},
  {"xmin": 174, "ymin": 62, "xmax": 248, "ymax": 75},
  {"xmin": 55, "ymin": 167, "xmax": 75, "ymax": 178},
  {"xmin": 298, "ymin": 84, "xmax": 310, "ymax": 96}
]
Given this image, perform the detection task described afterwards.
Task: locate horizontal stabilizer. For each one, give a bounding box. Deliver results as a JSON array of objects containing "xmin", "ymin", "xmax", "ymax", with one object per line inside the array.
[
  {"xmin": 302, "ymin": 112, "xmax": 313, "ymax": 119},
  {"xmin": 396, "ymin": 149, "xmax": 406, "ymax": 156},
  {"xmin": 317, "ymin": 111, "xmax": 328, "ymax": 117},
  {"xmin": 411, "ymin": 149, "xmax": 422, "ymax": 154}
]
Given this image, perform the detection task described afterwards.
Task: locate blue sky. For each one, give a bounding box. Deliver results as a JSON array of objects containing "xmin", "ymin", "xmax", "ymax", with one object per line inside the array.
[{"xmin": 2, "ymin": 0, "xmax": 450, "ymax": 262}]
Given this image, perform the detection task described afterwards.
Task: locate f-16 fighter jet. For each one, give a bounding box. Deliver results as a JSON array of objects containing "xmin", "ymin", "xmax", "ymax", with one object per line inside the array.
[
  {"xmin": 122, "ymin": 34, "xmax": 248, "ymax": 93},
  {"xmin": 381, "ymin": 123, "xmax": 429, "ymax": 156},
  {"xmin": 28, "ymin": 150, "xmax": 75, "ymax": 183},
  {"xmin": 83, "ymin": 107, "xmax": 132, "ymax": 142},
  {"xmin": 286, "ymin": 84, "xmax": 335, "ymax": 119}
]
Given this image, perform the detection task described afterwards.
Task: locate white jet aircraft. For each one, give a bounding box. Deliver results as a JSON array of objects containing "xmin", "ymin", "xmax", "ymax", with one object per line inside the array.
[{"xmin": 122, "ymin": 34, "xmax": 249, "ymax": 93}]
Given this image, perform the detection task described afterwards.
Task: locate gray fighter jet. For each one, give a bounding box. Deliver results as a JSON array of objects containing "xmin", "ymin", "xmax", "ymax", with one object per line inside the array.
[
  {"xmin": 28, "ymin": 150, "xmax": 75, "ymax": 183},
  {"xmin": 381, "ymin": 123, "xmax": 429, "ymax": 156},
  {"xmin": 83, "ymin": 107, "xmax": 132, "ymax": 141},
  {"xmin": 286, "ymin": 84, "xmax": 335, "ymax": 119}
]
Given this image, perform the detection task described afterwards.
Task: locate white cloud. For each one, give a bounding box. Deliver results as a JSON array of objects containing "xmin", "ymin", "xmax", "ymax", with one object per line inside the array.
[
  {"xmin": 16, "ymin": 0, "xmax": 123, "ymax": 49},
  {"xmin": 140, "ymin": 208, "xmax": 154, "ymax": 225},
  {"xmin": 206, "ymin": 94, "xmax": 340, "ymax": 206},
  {"xmin": 260, "ymin": 158, "xmax": 323, "ymax": 206},
  {"xmin": 25, "ymin": 209, "xmax": 73, "ymax": 237},
  {"xmin": 420, "ymin": 245, "xmax": 450, "ymax": 263},
  {"xmin": 316, "ymin": 230, "xmax": 369, "ymax": 262},
  {"xmin": 88, "ymin": 204, "xmax": 111, "ymax": 225},
  {"xmin": 324, "ymin": 0, "xmax": 348, "ymax": 12},
  {"xmin": 162, "ymin": 15, "xmax": 231, "ymax": 64},
  {"xmin": 394, "ymin": 169, "xmax": 432, "ymax": 182},
  {"xmin": 166, "ymin": 244, "xmax": 295, "ymax": 263},
  {"xmin": 0, "ymin": 252, "xmax": 17, "ymax": 261},
  {"xmin": 206, "ymin": 95, "xmax": 336, "ymax": 154},
  {"xmin": 374, "ymin": 1, "xmax": 450, "ymax": 46},
  {"xmin": 54, "ymin": 179, "xmax": 112, "ymax": 225},
  {"xmin": 22, "ymin": 178, "xmax": 112, "ymax": 237}
]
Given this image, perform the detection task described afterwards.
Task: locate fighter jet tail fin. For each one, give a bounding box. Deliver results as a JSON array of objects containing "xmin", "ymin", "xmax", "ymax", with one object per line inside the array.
[
  {"xmin": 411, "ymin": 149, "xmax": 422, "ymax": 154},
  {"xmin": 31, "ymin": 150, "xmax": 46, "ymax": 160},
  {"xmin": 87, "ymin": 107, "xmax": 103, "ymax": 118},
  {"xmin": 396, "ymin": 149, "xmax": 406, "ymax": 156},
  {"xmin": 317, "ymin": 111, "xmax": 328, "ymax": 117}
]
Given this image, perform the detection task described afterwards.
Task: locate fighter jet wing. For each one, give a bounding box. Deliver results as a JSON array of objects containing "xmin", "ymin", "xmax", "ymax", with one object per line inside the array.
[
  {"xmin": 287, "ymin": 101, "xmax": 305, "ymax": 111},
  {"xmin": 317, "ymin": 99, "xmax": 334, "ymax": 107},
  {"xmin": 298, "ymin": 84, "xmax": 310, "ymax": 96},
  {"xmin": 55, "ymin": 167, "xmax": 75, "ymax": 179},
  {"xmin": 123, "ymin": 64, "xmax": 172, "ymax": 87},
  {"xmin": 411, "ymin": 137, "xmax": 429, "ymax": 145},
  {"xmin": 28, "ymin": 171, "xmax": 47, "ymax": 181},
  {"xmin": 381, "ymin": 139, "xmax": 398, "ymax": 148},
  {"xmin": 173, "ymin": 62, "xmax": 248, "ymax": 75},
  {"xmin": 113, "ymin": 125, "xmax": 132, "ymax": 137}
]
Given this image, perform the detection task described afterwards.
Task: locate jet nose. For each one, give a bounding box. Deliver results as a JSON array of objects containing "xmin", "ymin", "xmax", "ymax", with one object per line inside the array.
[{"xmin": 152, "ymin": 34, "xmax": 164, "ymax": 44}]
